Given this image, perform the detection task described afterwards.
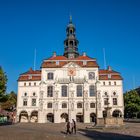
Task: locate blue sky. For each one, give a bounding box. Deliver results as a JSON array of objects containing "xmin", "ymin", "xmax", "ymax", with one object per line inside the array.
[{"xmin": 0, "ymin": 0, "xmax": 140, "ymax": 93}]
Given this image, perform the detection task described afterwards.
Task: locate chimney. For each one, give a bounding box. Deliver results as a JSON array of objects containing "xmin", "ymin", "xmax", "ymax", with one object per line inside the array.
[
  {"xmin": 53, "ymin": 52, "xmax": 56, "ymax": 57},
  {"xmin": 83, "ymin": 52, "xmax": 86, "ymax": 56},
  {"xmin": 108, "ymin": 66, "xmax": 112, "ymax": 71}
]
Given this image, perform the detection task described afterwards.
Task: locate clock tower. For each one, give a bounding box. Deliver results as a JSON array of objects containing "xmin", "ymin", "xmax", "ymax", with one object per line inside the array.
[{"xmin": 63, "ymin": 16, "xmax": 79, "ymax": 59}]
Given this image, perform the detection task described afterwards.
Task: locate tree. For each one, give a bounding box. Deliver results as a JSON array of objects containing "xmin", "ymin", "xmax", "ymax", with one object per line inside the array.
[
  {"xmin": 1, "ymin": 91, "xmax": 17, "ymax": 111},
  {"xmin": 124, "ymin": 90, "xmax": 140, "ymax": 118},
  {"xmin": 0, "ymin": 66, "xmax": 7, "ymax": 102}
]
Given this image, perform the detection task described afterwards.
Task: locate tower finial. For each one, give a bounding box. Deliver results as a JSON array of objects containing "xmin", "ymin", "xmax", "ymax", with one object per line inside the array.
[{"xmin": 69, "ymin": 15, "xmax": 72, "ymax": 23}]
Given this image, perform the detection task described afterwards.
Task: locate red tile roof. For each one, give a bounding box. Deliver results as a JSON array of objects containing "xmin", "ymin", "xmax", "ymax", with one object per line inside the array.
[
  {"xmin": 18, "ymin": 68, "xmax": 41, "ymax": 81},
  {"xmin": 99, "ymin": 69, "xmax": 122, "ymax": 80},
  {"xmin": 41, "ymin": 55, "xmax": 99, "ymax": 68}
]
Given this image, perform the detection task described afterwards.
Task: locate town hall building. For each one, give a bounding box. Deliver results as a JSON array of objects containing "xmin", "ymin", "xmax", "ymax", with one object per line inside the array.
[{"xmin": 16, "ymin": 17, "xmax": 124, "ymax": 123}]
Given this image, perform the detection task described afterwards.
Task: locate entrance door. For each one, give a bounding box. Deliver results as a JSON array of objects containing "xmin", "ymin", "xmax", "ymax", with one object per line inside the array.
[
  {"xmin": 47, "ymin": 113, "xmax": 54, "ymax": 123},
  {"xmin": 76, "ymin": 115, "xmax": 83, "ymax": 122}
]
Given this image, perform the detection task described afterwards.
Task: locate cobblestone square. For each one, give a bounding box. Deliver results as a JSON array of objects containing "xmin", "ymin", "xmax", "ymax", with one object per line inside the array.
[{"xmin": 0, "ymin": 122, "xmax": 140, "ymax": 140}]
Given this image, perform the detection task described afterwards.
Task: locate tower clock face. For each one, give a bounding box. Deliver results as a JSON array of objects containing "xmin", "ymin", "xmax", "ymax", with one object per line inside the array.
[{"xmin": 68, "ymin": 68, "xmax": 76, "ymax": 76}]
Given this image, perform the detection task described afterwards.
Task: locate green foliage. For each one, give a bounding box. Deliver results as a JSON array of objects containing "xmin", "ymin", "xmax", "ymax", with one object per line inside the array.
[
  {"xmin": 1, "ymin": 91, "xmax": 17, "ymax": 111},
  {"xmin": 0, "ymin": 66, "xmax": 17, "ymax": 111},
  {"xmin": 0, "ymin": 66, "xmax": 7, "ymax": 96},
  {"xmin": 124, "ymin": 90, "xmax": 140, "ymax": 118}
]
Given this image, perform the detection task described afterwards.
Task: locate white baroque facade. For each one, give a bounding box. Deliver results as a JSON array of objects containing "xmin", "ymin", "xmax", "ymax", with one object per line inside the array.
[{"xmin": 16, "ymin": 18, "xmax": 124, "ymax": 123}]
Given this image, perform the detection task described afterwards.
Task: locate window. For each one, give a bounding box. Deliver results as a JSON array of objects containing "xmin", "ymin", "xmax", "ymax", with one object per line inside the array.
[
  {"xmin": 88, "ymin": 72, "xmax": 95, "ymax": 80},
  {"xmin": 104, "ymin": 98, "xmax": 108, "ymax": 105},
  {"xmin": 113, "ymin": 98, "xmax": 117, "ymax": 105},
  {"xmin": 47, "ymin": 86, "xmax": 53, "ymax": 97},
  {"xmin": 24, "ymin": 93, "xmax": 27, "ymax": 96},
  {"xmin": 24, "ymin": 83, "xmax": 26, "ymax": 86},
  {"xmin": 29, "ymin": 82, "xmax": 31, "ymax": 86},
  {"xmin": 62, "ymin": 103, "xmax": 67, "ymax": 108},
  {"xmin": 108, "ymin": 74, "xmax": 111, "ymax": 79},
  {"xmin": 47, "ymin": 103, "xmax": 52, "ymax": 108},
  {"xmin": 77, "ymin": 85, "xmax": 83, "ymax": 97},
  {"xmin": 83, "ymin": 61, "xmax": 87, "ymax": 65},
  {"xmin": 104, "ymin": 92, "xmax": 108, "ymax": 96},
  {"xmin": 109, "ymin": 82, "xmax": 111, "ymax": 85},
  {"xmin": 89, "ymin": 85, "xmax": 95, "ymax": 96},
  {"xmin": 56, "ymin": 61, "xmax": 59, "ymax": 65},
  {"xmin": 114, "ymin": 82, "xmax": 116, "ymax": 85},
  {"xmin": 33, "ymin": 92, "xmax": 36, "ymax": 96},
  {"xmin": 70, "ymin": 41, "xmax": 73, "ymax": 45},
  {"xmin": 103, "ymin": 82, "xmax": 105, "ymax": 85},
  {"xmin": 90, "ymin": 103, "xmax": 95, "ymax": 108},
  {"xmin": 32, "ymin": 99, "xmax": 36, "ymax": 106},
  {"xmin": 23, "ymin": 99, "xmax": 27, "ymax": 106},
  {"xmin": 47, "ymin": 73, "xmax": 54, "ymax": 80},
  {"xmin": 77, "ymin": 102, "xmax": 82, "ymax": 108},
  {"xmin": 62, "ymin": 85, "xmax": 67, "ymax": 97},
  {"xmin": 70, "ymin": 30, "xmax": 73, "ymax": 34},
  {"xmin": 113, "ymin": 92, "xmax": 116, "ymax": 96},
  {"xmin": 34, "ymin": 82, "xmax": 36, "ymax": 86}
]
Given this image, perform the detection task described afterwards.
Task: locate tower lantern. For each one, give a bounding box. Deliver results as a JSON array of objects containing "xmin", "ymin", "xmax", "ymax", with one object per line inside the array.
[{"xmin": 63, "ymin": 16, "xmax": 79, "ymax": 59}]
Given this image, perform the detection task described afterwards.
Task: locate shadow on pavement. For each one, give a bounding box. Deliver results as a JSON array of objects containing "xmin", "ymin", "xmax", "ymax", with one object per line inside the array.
[
  {"xmin": 0, "ymin": 122, "xmax": 13, "ymax": 126},
  {"xmin": 78, "ymin": 128, "xmax": 140, "ymax": 140}
]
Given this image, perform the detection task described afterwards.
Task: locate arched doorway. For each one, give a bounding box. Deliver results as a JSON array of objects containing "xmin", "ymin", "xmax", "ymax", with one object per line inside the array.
[
  {"xmin": 90, "ymin": 113, "xmax": 96, "ymax": 123},
  {"xmin": 30, "ymin": 111, "xmax": 38, "ymax": 123},
  {"xmin": 47, "ymin": 113, "xmax": 54, "ymax": 123},
  {"xmin": 112, "ymin": 110, "xmax": 122, "ymax": 117},
  {"xmin": 76, "ymin": 113, "xmax": 83, "ymax": 122},
  {"xmin": 19, "ymin": 111, "xmax": 28, "ymax": 123},
  {"xmin": 61, "ymin": 113, "xmax": 68, "ymax": 122}
]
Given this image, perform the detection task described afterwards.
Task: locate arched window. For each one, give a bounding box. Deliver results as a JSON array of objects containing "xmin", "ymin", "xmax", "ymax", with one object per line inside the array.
[
  {"xmin": 89, "ymin": 85, "xmax": 95, "ymax": 96},
  {"xmin": 24, "ymin": 92, "xmax": 27, "ymax": 96},
  {"xmin": 47, "ymin": 103, "xmax": 52, "ymax": 108},
  {"xmin": 77, "ymin": 85, "xmax": 82, "ymax": 97},
  {"xmin": 104, "ymin": 92, "xmax": 108, "ymax": 96},
  {"xmin": 109, "ymin": 81, "xmax": 111, "ymax": 85},
  {"xmin": 88, "ymin": 72, "xmax": 95, "ymax": 80},
  {"xmin": 47, "ymin": 86, "xmax": 53, "ymax": 97},
  {"xmin": 77, "ymin": 102, "xmax": 82, "ymax": 108},
  {"xmin": 47, "ymin": 72, "xmax": 54, "ymax": 80},
  {"xmin": 61, "ymin": 85, "xmax": 67, "ymax": 97},
  {"xmin": 114, "ymin": 81, "xmax": 116, "ymax": 85},
  {"xmin": 33, "ymin": 92, "xmax": 36, "ymax": 96},
  {"xmin": 113, "ymin": 92, "xmax": 116, "ymax": 96},
  {"xmin": 90, "ymin": 103, "xmax": 95, "ymax": 108},
  {"xmin": 62, "ymin": 103, "xmax": 67, "ymax": 108}
]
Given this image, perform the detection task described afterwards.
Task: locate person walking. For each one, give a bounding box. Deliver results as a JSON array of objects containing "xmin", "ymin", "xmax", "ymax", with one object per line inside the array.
[
  {"xmin": 71, "ymin": 119, "xmax": 76, "ymax": 134},
  {"xmin": 66, "ymin": 121, "xmax": 71, "ymax": 134}
]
